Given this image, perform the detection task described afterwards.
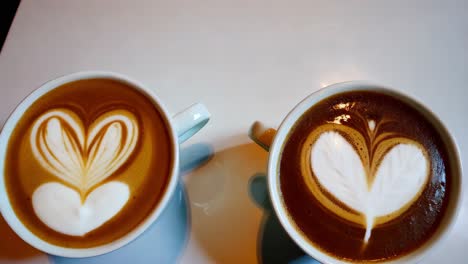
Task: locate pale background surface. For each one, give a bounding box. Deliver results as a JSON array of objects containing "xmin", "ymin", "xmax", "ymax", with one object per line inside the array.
[{"xmin": 0, "ymin": 0, "xmax": 467, "ymax": 263}]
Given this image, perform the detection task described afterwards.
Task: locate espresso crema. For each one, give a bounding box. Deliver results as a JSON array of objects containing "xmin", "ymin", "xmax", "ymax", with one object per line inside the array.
[
  {"xmin": 4, "ymin": 79, "xmax": 173, "ymax": 248},
  {"xmin": 279, "ymin": 91, "xmax": 451, "ymax": 261}
]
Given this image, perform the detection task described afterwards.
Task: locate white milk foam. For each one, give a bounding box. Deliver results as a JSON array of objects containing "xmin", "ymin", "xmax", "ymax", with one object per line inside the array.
[
  {"xmin": 29, "ymin": 109, "xmax": 139, "ymax": 236},
  {"xmin": 311, "ymin": 131, "xmax": 428, "ymax": 242},
  {"xmin": 32, "ymin": 182, "xmax": 129, "ymax": 236}
]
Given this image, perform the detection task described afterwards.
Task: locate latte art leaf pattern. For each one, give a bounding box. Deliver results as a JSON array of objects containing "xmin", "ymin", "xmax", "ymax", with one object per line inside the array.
[
  {"xmin": 304, "ymin": 122, "xmax": 430, "ymax": 243},
  {"xmin": 30, "ymin": 108, "xmax": 139, "ymax": 194}
]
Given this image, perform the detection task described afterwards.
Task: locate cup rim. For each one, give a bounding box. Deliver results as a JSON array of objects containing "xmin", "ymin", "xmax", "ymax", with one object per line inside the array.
[
  {"xmin": 0, "ymin": 71, "xmax": 181, "ymax": 257},
  {"xmin": 266, "ymin": 81, "xmax": 464, "ymax": 264}
]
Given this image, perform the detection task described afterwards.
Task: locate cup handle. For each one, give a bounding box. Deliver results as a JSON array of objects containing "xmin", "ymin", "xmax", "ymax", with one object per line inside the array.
[
  {"xmin": 173, "ymin": 103, "xmax": 211, "ymax": 144},
  {"xmin": 248, "ymin": 121, "xmax": 277, "ymax": 152}
]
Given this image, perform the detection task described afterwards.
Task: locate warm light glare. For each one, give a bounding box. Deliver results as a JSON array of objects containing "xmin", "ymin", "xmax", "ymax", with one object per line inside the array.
[{"xmin": 328, "ymin": 114, "xmax": 351, "ymax": 124}]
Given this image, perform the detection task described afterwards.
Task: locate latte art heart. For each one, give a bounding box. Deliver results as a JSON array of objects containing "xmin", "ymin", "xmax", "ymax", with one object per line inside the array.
[
  {"xmin": 302, "ymin": 122, "xmax": 430, "ymax": 243},
  {"xmin": 29, "ymin": 108, "xmax": 139, "ymax": 236},
  {"xmin": 33, "ymin": 182, "xmax": 129, "ymax": 236}
]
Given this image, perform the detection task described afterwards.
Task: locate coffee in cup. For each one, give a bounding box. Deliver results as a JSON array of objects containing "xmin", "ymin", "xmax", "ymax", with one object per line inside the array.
[
  {"xmin": 0, "ymin": 72, "xmax": 210, "ymax": 257},
  {"xmin": 281, "ymin": 90, "xmax": 452, "ymax": 261},
  {"xmin": 4, "ymin": 78, "xmax": 172, "ymax": 248},
  {"xmin": 250, "ymin": 82, "xmax": 462, "ymax": 263}
]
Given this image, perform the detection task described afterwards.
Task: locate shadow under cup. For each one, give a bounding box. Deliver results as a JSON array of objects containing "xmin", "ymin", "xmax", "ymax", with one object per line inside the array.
[
  {"xmin": 0, "ymin": 72, "xmax": 194, "ymax": 258},
  {"xmin": 264, "ymin": 82, "xmax": 463, "ymax": 264}
]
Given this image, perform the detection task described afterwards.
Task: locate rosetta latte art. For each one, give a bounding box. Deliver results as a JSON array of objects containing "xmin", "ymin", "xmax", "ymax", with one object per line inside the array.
[
  {"xmin": 30, "ymin": 108, "xmax": 139, "ymax": 236},
  {"xmin": 302, "ymin": 120, "xmax": 430, "ymax": 243}
]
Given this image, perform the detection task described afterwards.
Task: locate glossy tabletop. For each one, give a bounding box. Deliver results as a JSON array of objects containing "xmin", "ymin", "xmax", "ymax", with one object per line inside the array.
[{"xmin": 0, "ymin": 0, "xmax": 467, "ymax": 263}]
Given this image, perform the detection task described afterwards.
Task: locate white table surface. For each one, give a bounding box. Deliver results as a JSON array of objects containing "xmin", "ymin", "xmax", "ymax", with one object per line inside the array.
[{"xmin": 1, "ymin": 0, "xmax": 467, "ymax": 263}]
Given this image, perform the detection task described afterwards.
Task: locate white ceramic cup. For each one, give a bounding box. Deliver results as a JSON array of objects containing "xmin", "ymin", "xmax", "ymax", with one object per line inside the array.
[
  {"xmin": 249, "ymin": 81, "xmax": 463, "ymax": 264},
  {"xmin": 0, "ymin": 71, "xmax": 210, "ymax": 257}
]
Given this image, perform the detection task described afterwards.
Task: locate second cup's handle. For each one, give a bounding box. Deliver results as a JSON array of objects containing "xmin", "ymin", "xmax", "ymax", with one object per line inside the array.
[
  {"xmin": 173, "ymin": 103, "xmax": 211, "ymax": 144},
  {"xmin": 249, "ymin": 121, "xmax": 277, "ymax": 152}
]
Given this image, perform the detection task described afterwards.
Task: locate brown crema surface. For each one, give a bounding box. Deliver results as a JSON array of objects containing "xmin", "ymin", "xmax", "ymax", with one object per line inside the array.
[
  {"xmin": 279, "ymin": 91, "xmax": 451, "ymax": 262},
  {"xmin": 4, "ymin": 78, "xmax": 173, "ymax": 248}
]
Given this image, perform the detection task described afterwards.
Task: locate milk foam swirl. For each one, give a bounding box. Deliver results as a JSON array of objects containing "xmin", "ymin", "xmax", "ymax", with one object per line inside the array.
[
  {"xmin": 301, "ymin": 118, "xmax": 430, "ymax": 243},
  {"xmin": 30, "ymin": 108, "xmax": 139, "ymax": 236}
]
